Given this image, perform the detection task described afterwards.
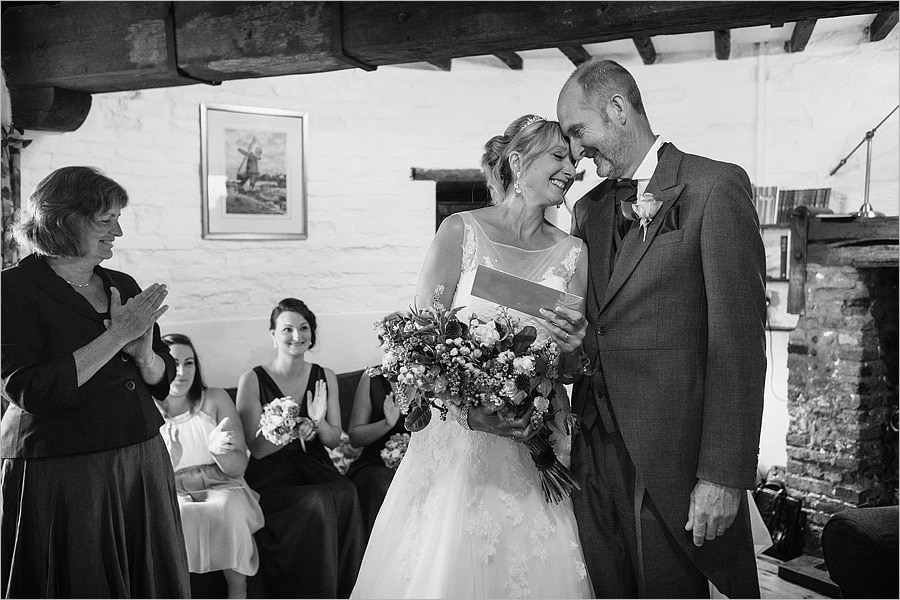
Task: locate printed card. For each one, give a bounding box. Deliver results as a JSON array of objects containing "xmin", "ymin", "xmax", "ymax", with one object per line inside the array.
[{"xmin": 469, "ymin": 264, "xmax": 583, "ymax": 319}]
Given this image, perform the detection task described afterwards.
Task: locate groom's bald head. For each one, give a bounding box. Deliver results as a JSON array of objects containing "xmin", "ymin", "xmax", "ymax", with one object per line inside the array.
[{"xmin": 562, "ymin": 59, "xmax": 647, "ymax": 118}]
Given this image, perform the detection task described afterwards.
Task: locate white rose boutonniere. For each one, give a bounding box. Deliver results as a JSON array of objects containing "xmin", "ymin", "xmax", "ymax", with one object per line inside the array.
[{"xmin": 629, "ymin": 192, "xmax": 663, "ymax": 241}]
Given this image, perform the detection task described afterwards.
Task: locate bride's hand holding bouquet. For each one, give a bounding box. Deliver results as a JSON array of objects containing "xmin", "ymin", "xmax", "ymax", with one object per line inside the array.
[{"xmin": 368, "ymin": 287, "xmax": 580, "ymax": 504}]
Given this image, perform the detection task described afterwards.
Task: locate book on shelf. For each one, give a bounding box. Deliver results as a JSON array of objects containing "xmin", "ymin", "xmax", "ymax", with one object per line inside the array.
[
  {"xmin": 776, "ymin": 188, "xmax": 832, "ymax": 223},
  {"xmin": 814, "ymin": 188, "xmax": 831, "ymax": 208},
  {"xmin": 777, "ymin": 190, "xmax": 795, "ymax": 224},
  {"xmin": 752, "ymin": 185, "xmax": 779, "ymax": 225}
]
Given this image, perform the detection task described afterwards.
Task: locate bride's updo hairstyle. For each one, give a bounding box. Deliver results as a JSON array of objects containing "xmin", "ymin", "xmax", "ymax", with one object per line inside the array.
[{"xmin": 481, "ymin": 114, "xmax": 567, "ymax": 204}]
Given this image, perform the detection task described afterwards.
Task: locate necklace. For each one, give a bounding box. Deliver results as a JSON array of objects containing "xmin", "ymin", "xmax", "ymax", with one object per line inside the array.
[{"xmin": 65, "ymin": 274, "xmax": 94, "ymax": 288}]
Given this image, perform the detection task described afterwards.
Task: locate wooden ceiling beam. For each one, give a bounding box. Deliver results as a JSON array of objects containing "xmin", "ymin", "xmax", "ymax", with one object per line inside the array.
[
  {"xmin": 427, "ymin": 59, "xmax": 452, "ymax": 71},
  {"xmin": 714, "ymin": 30, "xmax": 731, "ymax": 60},
  {"xmin": 3, "ymin": 1, "xmax": 897, "ymax": 95},
  {"xmin": 785, "ymin": 20, "xmax": 817, "ymax": 53},
  {"xmin": 8, "ymin": 87, "xmax": 92, "ymax": 132},
  {"xmin": 493, "ymin": 51, "xmax": 523, "ymax": 70},
  {"xmin": 1, "ymin": 1, "xmax": 186, "ymax": 93},
  {"xmin": 632, "ymin": 37, "xmax": 657, "ymax": 65},
  {"xmin": 869, "ymin": 10, "xmax": 899, "ymax": 42},
  {"xmin": 341, "ymin": 1, "xmax": 897, "ymax": 65},
  {"xmin": 557, "ymin": 44, "xmax": 592, "ymax": 66},
  {"xmin": 172, "ymin": 2, "xmax": 356, "ymax": 84}
]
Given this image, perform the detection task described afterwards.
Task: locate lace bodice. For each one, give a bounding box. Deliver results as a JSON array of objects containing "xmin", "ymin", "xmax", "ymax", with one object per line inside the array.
[{"xmin": 454, "ymin": 211, "xmax": 584, "ymax": 345}]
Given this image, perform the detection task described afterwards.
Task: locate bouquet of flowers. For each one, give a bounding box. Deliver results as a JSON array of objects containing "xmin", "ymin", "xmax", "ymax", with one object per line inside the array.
[
  {"xmin": 328, "ymin": 432, "xmax": 363, "ymax": 475},
  {"xmin": 380, "ymin": 432, "xmax": 411, "ymax": 470},
  {"xmin": 257, "ymin": 396, "xmax": 312, "ymax": 449},
  {"xmin": 368, "ymin": 287, "xmax": 580, "ymax": 504}
]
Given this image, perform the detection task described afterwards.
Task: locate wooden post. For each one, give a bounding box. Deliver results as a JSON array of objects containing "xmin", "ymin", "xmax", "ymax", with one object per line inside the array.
[{"xmin": 787, "ymin": 207, "xmax": 811, "ymax": 315}]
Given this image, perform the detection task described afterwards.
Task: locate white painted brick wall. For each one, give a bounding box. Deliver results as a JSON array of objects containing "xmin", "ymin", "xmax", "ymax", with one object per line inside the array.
[{"xmin": 11, "ymin": 26, "xmax": 898, "ymax": 469}]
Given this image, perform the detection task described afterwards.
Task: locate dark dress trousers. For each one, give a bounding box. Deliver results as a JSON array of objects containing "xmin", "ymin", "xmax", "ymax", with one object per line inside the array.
[{"xmin": 570, "ymin": 143, "xmax": 767, "ymax": 598}]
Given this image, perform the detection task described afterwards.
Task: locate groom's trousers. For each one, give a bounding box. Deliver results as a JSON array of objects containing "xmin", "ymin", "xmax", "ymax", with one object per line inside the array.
[{"xmin": 571, "ymin": 387, "xmax": 708, "ymax": 599}]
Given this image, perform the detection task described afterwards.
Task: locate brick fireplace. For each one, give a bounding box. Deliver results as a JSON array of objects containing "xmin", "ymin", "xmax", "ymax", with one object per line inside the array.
[{"xmin": 785, "ymin": 213, "xmax": 899, "ymax": 553}]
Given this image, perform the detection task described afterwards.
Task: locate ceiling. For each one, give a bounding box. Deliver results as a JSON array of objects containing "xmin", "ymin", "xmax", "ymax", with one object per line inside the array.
[
  {"xmin": 411, "ymin": 13, "xmax": 881, "ymax": 71},
  {"xmin": 3, "ymin": 1, "xmax": 897, "ymax": 131}
]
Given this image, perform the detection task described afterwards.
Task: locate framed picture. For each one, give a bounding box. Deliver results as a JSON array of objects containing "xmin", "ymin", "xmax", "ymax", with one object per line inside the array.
[{"xmin": 200, "ymin": 104, "xmax": 308, "ymax": 240}]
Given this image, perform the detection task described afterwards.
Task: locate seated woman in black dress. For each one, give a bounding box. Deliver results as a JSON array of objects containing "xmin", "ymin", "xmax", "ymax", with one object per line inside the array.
[
  {"xmin": 235, "ymin": 298, "xmax": 364, "ymax": 599},
  {"xmin": 346, "ymin": 372, "xmax": 408, "ymax": 538}
]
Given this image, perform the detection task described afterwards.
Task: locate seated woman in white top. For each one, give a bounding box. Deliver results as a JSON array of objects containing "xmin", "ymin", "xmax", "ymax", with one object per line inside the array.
[{"xmin": 155, "ymin": 333, "xmax": 264, "ymax": 599}]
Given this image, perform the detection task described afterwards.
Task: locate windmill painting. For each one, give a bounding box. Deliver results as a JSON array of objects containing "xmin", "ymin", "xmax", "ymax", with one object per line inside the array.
[
  {"xmin": 224, "ymin": 129, "xmax": 288, "ymax": 215},
  {"xmin": 201, "ymin": 104, "xmax": 308, "ymax": 240}
]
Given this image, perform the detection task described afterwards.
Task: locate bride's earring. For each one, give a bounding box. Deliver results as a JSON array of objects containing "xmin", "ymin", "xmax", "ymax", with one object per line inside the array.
[{"xmin": 514, "ymin": 171, "xmax": 522, "ymax": 195}]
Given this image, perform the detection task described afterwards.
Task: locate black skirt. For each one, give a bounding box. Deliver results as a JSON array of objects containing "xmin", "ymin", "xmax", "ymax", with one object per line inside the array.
[
  {"xmin": 1, "ymin": 435, "xmax": 191, "ymax": 598},
  {"xmin": 245, "ymin": 445, "xmax": 365, "ymax": 598}
]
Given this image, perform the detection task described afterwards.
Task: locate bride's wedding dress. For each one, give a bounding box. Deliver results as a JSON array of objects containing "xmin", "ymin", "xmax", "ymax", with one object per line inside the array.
[{"xmin": 350, "ymin": 212, "xmax": 594, "ymax": 599}]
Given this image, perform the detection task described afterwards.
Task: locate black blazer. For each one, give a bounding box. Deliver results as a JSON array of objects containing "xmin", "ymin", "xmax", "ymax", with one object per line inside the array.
[{"xmin": 1, "ymin": 253, "xmax": 175, "ymax": 458}]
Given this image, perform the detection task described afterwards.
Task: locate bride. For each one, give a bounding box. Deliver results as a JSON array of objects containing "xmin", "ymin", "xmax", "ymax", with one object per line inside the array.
[{"xmin": 350, "ymin": 115, "xmax": 594, "ymax": 599}]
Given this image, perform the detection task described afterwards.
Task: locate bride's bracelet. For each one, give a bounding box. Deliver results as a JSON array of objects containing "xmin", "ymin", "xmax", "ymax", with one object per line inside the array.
[{"xmin": 455, "ymin": 404, "xmax": 472, "ymax": 430}]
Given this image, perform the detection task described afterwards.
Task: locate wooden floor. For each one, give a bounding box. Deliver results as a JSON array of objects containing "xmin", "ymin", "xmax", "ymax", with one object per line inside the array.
[{"xmin": 758, "ymin": 555, "xmax": 833, "ymax": 599}]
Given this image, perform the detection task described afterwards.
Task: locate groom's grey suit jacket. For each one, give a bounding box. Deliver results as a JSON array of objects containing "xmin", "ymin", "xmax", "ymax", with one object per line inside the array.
[{"xmin": 571, "ymin": 143, "xmax": 767, "ymax": 598}]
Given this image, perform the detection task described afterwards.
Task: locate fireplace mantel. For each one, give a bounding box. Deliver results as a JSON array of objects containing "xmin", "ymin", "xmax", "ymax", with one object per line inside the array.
[{"xmin": 788, "ymin": 210, "xmax": 898, "ymax": 315}]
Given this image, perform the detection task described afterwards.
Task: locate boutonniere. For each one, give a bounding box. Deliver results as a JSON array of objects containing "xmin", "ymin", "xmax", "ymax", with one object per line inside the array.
[{"xmin": 621, "ymin": 192, "xmax": 663, "ymax": 241}]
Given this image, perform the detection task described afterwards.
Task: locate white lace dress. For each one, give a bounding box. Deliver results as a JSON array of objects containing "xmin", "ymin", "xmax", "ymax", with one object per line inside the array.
[{"xmin": 350, "ymin": 212, "xmax": 594, "ymax": 599}]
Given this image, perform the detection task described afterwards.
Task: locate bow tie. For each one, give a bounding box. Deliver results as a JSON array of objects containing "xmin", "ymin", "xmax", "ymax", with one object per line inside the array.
[
  {"xmin": 614, "ymin": 178, "xmax": 637, "ymax": 198},
  {"xmin": 614, "ymin": 179, "xmax": 640, "ymax": 222}
]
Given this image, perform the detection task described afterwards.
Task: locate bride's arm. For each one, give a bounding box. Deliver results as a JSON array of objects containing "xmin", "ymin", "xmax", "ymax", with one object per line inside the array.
[
  {"xmin": 415, "ymin": 213, "xmax": 465, "ymax": 310},
  {"xmin": 543, "ymin": 244, "xmax": 590, "ymax": 377}
]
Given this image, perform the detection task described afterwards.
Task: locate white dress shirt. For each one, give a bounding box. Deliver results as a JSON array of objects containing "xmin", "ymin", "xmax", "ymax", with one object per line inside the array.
[{"xmin": 632, "ymin": 135, "xmax": 666, "ymax": 198}]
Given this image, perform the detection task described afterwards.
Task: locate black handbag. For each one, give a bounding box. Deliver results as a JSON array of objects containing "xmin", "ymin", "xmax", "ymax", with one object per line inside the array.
[{"xmin": 753, "ymin": 480, "xmax": 807, "ymax": 561}]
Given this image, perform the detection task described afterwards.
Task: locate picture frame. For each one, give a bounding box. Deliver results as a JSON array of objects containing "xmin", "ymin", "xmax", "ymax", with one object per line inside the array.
[{"xmin": 200, "ymin": 103, "xmax": 308, "ymax": 240}]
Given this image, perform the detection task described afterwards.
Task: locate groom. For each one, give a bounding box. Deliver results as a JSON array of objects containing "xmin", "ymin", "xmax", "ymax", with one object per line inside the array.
[{"xmin": 556, "ymin": 59, "xmax": 766, "ymax": 598}]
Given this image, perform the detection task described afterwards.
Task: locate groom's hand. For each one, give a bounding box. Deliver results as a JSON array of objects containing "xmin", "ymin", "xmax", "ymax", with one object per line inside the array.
[{"xmin": 684, "ymin": 479, "xmax": 742, "ymax": 547}]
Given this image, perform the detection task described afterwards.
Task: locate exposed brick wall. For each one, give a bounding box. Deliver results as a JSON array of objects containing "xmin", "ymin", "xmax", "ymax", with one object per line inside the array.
[{"xmin": 787, "ymin": 264, "xmax": 899, "ymax": 552}]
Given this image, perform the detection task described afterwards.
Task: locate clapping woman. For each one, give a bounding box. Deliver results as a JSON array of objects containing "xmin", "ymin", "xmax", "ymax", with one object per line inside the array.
[
  {"xmin": 236, "ymin": 298, "xmax": 364, "ymax": 598},
  {"xmin": 156, "ymin": 333, "xmax": 264, "ymax": 599},
  {"xmin": 347, "ymin": 372, "xmax": 408, "ymax": 538},
  {"xmin": 1, "ymin": 166, "xmax": 189, "ymax": 597}
]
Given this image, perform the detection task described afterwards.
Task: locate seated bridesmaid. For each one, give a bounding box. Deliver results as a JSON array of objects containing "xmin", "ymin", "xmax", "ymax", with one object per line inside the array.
[
  {"xmin": 346, "ymin": 372, "xmax": 408, "ymax": 538},
  {"xmin": 236, "ymin": 298, "xmax": 365, "ymax": 598},
  {"xmin": 155, "ymin": 333, "xmax": 264, "ymax": 599}
]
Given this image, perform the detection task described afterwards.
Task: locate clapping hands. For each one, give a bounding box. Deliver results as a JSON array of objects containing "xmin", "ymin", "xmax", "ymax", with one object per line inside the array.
[
  {"xmin": 306, "ymin": 379, "xmax": 327, "ymax": 424},
  {"xmin": 105, "ymin": 284, "xmax": 169, "ymax": 363},
  {"xmin": 295, "ymin": 379, "xmax": 328, "ymax": 450},
  {"xmin": 383, "ymin": 392, "xmax": 401, "ymax": 428},
  {"xmin": 296, "ymin": 418, "xmax": 317, "ymax": 442},
  {"xmin": 208, "ymin": 417, "xmax": 237, "ymax": 455}
]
